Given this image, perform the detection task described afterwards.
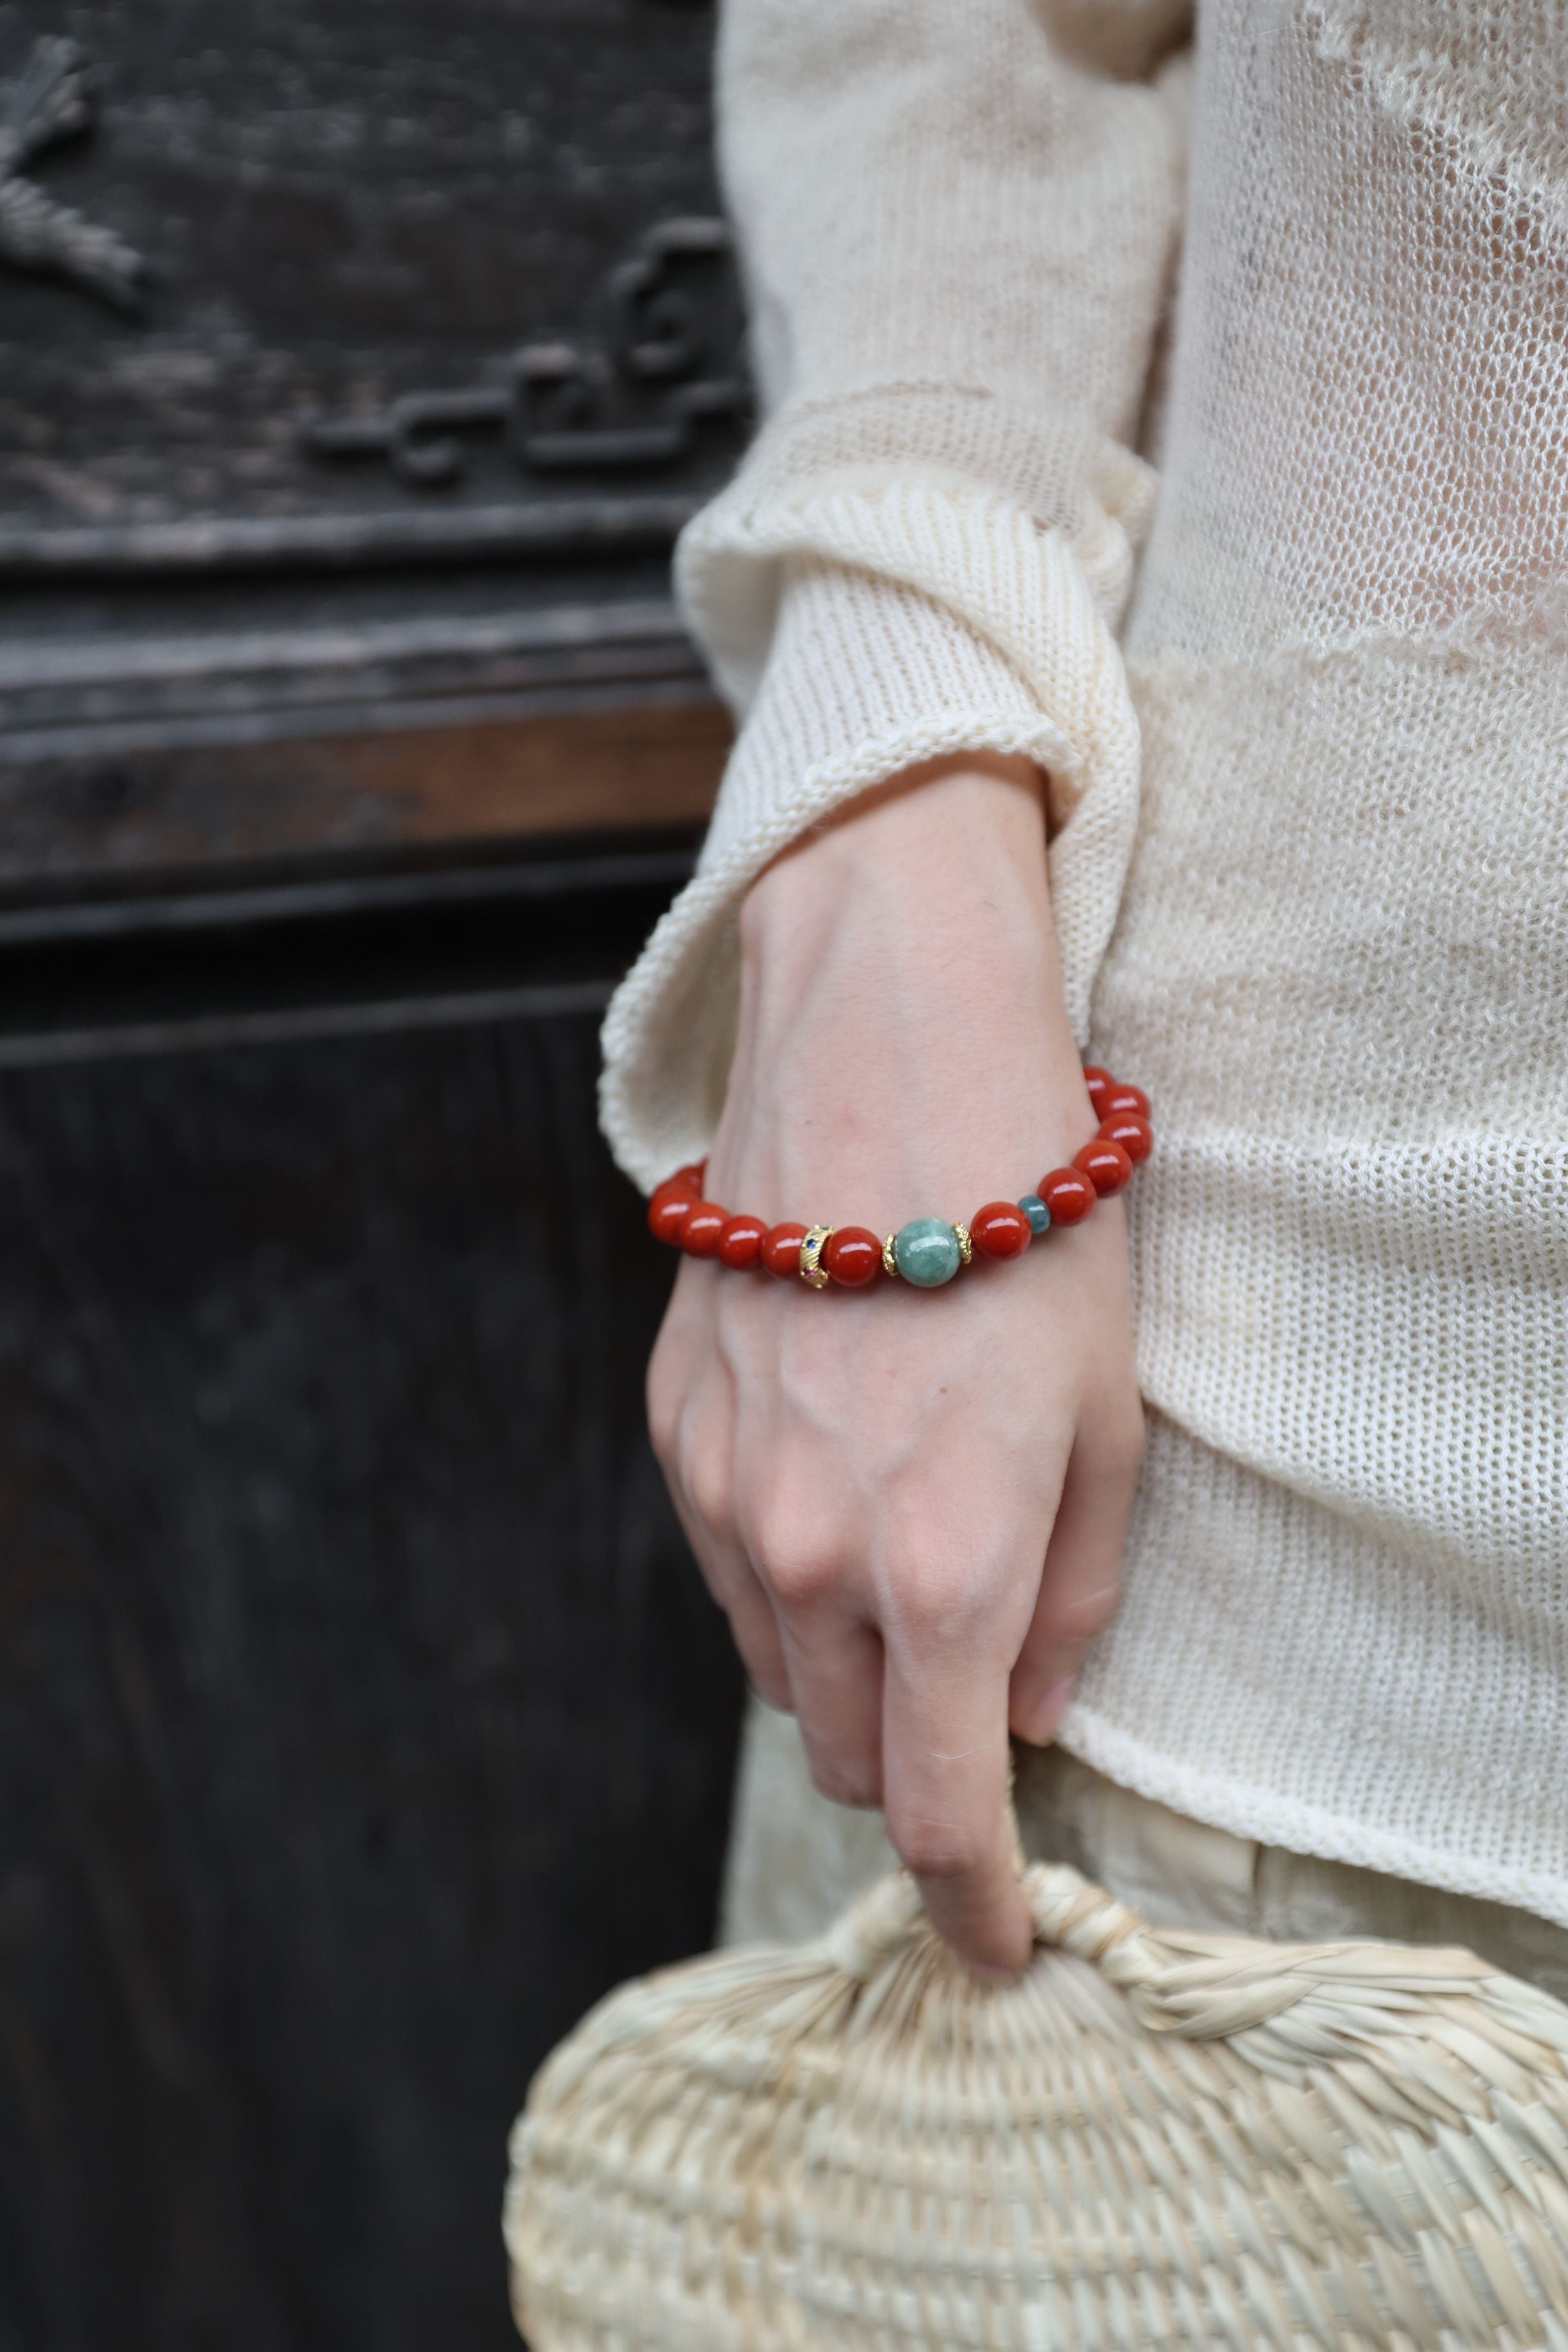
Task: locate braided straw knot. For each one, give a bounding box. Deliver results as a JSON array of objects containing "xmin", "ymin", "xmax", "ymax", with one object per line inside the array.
[
  {"xmin": 821, "ymin": 1857, "xmax": 1520, "ymax": 2053},
  {"xmin": 822, "ymin": 1860, "xmax": 1174, "ymax": 1981},
  {"xmin": 821, "ymin": 1859, "xmax": 1198, "ymax": 1995}
]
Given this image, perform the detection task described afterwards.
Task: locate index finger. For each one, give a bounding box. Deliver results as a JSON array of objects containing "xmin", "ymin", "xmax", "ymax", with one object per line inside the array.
[{"xmin": 879, "ymin": 1638, "xmax": 1033, "ymax": 1975}]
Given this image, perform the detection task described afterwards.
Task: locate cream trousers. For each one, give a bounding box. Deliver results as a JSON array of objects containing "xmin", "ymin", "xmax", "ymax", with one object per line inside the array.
[{"xmin": 721, "ymin": 1697, "xmax": 1568, "ymax": 2003}]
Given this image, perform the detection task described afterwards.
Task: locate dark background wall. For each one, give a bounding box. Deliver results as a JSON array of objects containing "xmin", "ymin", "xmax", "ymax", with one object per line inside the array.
[{"xmin": 0, "ymin": 5, "xmax": 745, "ymax": 2346}]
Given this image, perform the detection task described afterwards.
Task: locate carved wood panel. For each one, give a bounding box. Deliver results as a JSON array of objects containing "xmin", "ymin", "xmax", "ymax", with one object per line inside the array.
[{"xmin": 0, "ymin": 0, "xmax": 740, "ymax": 576}]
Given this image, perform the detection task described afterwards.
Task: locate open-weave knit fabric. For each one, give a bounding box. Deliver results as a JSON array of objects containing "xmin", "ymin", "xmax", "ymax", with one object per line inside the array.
[
  {"xmin": 596, "ymin": 0, "xmax": 1568, "ymax": 1925},
  {"xmin": 506, "ymin": 1865, "xmax": 1568, "ymax": 2349}
]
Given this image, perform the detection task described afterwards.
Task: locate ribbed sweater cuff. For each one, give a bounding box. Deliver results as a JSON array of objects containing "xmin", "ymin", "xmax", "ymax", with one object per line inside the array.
[{"xmin": 701, "ymin": 560, "xmax": 1052, "ymax": 874}]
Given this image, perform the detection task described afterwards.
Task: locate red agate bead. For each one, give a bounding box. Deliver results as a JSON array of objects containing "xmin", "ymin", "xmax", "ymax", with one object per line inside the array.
[
  {"xmin": 970, "ymin": 1201, "xmax": 1032, "ymax": 1260},
  {"xmin": 1101, "ymin": 1083, "xmax": 1150, "ymax": 1121},
  {"xmin": 648, "ymin": 1179, "xmax": 699, "ymax": 1245},
  {"xmin": 718, "ymin": 1213, "xmax": 768, "ymax": 1270},
  {"xmin": 762, "ymin": 1221, "xmax": 808, "ymax": 1278},
  {"xmin": 1039, "ymin": 1167, "xmax": 1096, "ymax": 1225},
  {"xmin": 1083, "ymin": 1066, "xmax": 1114, "ymax": 1118},
  {"xmin": 679, "ymin": 1201, "xmax": 728, "ymax": 1257},
  {"xmin": 822, "ymin": 1226, "xmax": 882, "ymax": 1288},
  {"xmin": 1073, "ymin": 1139, "xmax": 1133, "ymax": 1197},
  {"xmin": 1098, "ymin": 1111, "xmax": 1153, "ymax": 1165}
]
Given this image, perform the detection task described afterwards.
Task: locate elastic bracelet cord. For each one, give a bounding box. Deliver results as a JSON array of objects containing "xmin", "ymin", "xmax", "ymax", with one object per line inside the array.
[{"xmin": 646, "ymin": 1066, "xmax": 1152, "ymax": 1291}]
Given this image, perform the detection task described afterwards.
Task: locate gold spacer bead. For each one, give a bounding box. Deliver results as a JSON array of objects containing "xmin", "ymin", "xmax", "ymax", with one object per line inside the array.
[
  {"xmin": 954, "ymin": 1222, "xmax": 974, "ymax": 1267},
  {"xmin": 799, "ymin": 1224, "xmax": 833, "ymax": 1289},
  {"xmin": 882, "ymin": 1232, "xmax": 899, "ymax": 1279}
]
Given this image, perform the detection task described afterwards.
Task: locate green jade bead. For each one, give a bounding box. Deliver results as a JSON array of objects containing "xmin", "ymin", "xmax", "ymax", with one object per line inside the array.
[
  {"xmin": 1018, "ymin": 1194, "xmax": 1052, "ymax": 1236},
  {"xmin": 892, "ymin": 1217, "xmax": 963, "ymax": 1288}
]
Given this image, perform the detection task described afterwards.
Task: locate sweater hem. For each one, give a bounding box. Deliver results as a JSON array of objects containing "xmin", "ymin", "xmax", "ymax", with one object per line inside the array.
[{"xmin": 1059, "ymin": 1701, "xmax": 1568, "ymax": 1934}]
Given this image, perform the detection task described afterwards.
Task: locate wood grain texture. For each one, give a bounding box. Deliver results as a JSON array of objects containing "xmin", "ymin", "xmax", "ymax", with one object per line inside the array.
[
  {"xmin": 0, "ymin": 992, "xmax": 743, "ymax": 2352},
  {"xmin": 0, "ymin": 596, "xmax": 710, "ymax": 760},
  {"xmin": 0, "ymin": 697, "xmax": 730, "ymax": 892}
]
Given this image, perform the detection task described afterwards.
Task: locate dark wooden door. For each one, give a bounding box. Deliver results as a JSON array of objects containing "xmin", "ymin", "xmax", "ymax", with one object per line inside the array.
[
  {"xmin": 0, "ymin": 847, "xmax": 745, "ymax": 2352},
  {"xmin": 0, "ymin": 3, "xmax": 747, "ymax": 2343}
]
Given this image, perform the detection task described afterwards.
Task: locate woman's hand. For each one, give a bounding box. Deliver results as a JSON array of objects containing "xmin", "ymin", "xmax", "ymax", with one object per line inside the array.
[{"xmin": 647, "ymin": 758, "xmax": 1142, "ymax": 1974}]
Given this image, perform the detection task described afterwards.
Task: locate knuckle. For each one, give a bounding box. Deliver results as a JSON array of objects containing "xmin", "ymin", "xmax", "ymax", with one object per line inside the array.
[
  {"xmin": 681, "ymin": 1447, "xmax": 735, "ymax": 1544},
  {"xmin": 746, "ymin": 1500, "xmax": 848, "ymax": 1616},
  {"xmin": 885, "ymin": 1551, "xmax": 980, "ymax": 1649},
  {"xmin": 645, "ymin": 1360, "xmax": 686, "ymax": 1473},
  {"xmin": 760, "ymin": 1542, "xmax": 843, "ymax": 1616},
  {"xmin": 647, "ymin": 1399, "xmax": 680, "ymax": 1475},
  {"xmin": 805, "ymin": 1754, "xmax": 879, "ymax": 1810}
]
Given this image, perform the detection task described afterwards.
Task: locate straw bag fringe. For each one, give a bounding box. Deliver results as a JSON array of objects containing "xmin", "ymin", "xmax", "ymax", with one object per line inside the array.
[{"xmin": 505, "ymin": 1861, "xmax": 1568, "ymax": 2350}]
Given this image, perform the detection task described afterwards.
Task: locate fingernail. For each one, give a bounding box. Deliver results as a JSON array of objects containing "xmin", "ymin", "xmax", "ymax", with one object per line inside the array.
[{"xmin": 1017, "ymin": 1675, "xmax": 1075, "ymax": 1747}]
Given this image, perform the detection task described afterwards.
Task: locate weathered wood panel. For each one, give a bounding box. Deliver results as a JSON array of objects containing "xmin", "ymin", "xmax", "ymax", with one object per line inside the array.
[
  {"xmin": 0, "ymin": 694, "xmax": 729, "ymax": 892},
  {"xmin": 0, "ymin": 982, "xmax": 743, "ymax": 2352}
]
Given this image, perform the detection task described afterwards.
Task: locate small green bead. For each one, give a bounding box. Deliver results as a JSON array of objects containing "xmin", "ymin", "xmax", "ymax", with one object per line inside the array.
[
  {"xmin": 893, "ymin": 1217, "xmax": 963, "ymax": 1288},
  {"xmin": 1019, "ymin": 1194, "xmax": 1052, "ymax": 1235}
]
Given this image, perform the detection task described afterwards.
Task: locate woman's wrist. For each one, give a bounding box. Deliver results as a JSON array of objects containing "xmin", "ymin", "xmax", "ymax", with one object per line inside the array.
[
  {"xmin": 740, "ymin": 752, "xmax": 1049, "ymax": 975},
  {"xmin": 714, "ymin": 760, "xmax": 1094, "ymax": 1221}
]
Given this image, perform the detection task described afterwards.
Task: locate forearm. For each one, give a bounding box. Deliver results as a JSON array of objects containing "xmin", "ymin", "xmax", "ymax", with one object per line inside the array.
[{"xmin": 603, "ymin": 5, "xmax": 1190, "ymax": 1187}]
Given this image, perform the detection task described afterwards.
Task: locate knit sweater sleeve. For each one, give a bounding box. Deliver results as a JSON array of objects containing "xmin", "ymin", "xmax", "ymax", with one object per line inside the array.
[{"xmin": 600, "ymin": 0, "xmax": 1191, "ymax": 1190}]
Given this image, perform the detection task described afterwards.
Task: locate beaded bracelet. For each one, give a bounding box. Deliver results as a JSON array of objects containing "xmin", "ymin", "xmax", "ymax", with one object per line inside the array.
[{"xmin": 647, "ymin": 1066, "xmax": 1152, "ymax": 1291}]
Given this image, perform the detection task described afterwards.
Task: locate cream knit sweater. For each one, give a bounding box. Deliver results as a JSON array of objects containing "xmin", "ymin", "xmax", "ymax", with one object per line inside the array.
[{"xmin": 600, "ymin": 1, "xmax": 1568, "ymax": 1924}]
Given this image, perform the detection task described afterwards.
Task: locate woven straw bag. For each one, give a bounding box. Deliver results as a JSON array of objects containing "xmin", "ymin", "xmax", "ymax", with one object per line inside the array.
[{"xmin": 505, "ymin": 1859, "xmax": 1568, "ymax": 2349}]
